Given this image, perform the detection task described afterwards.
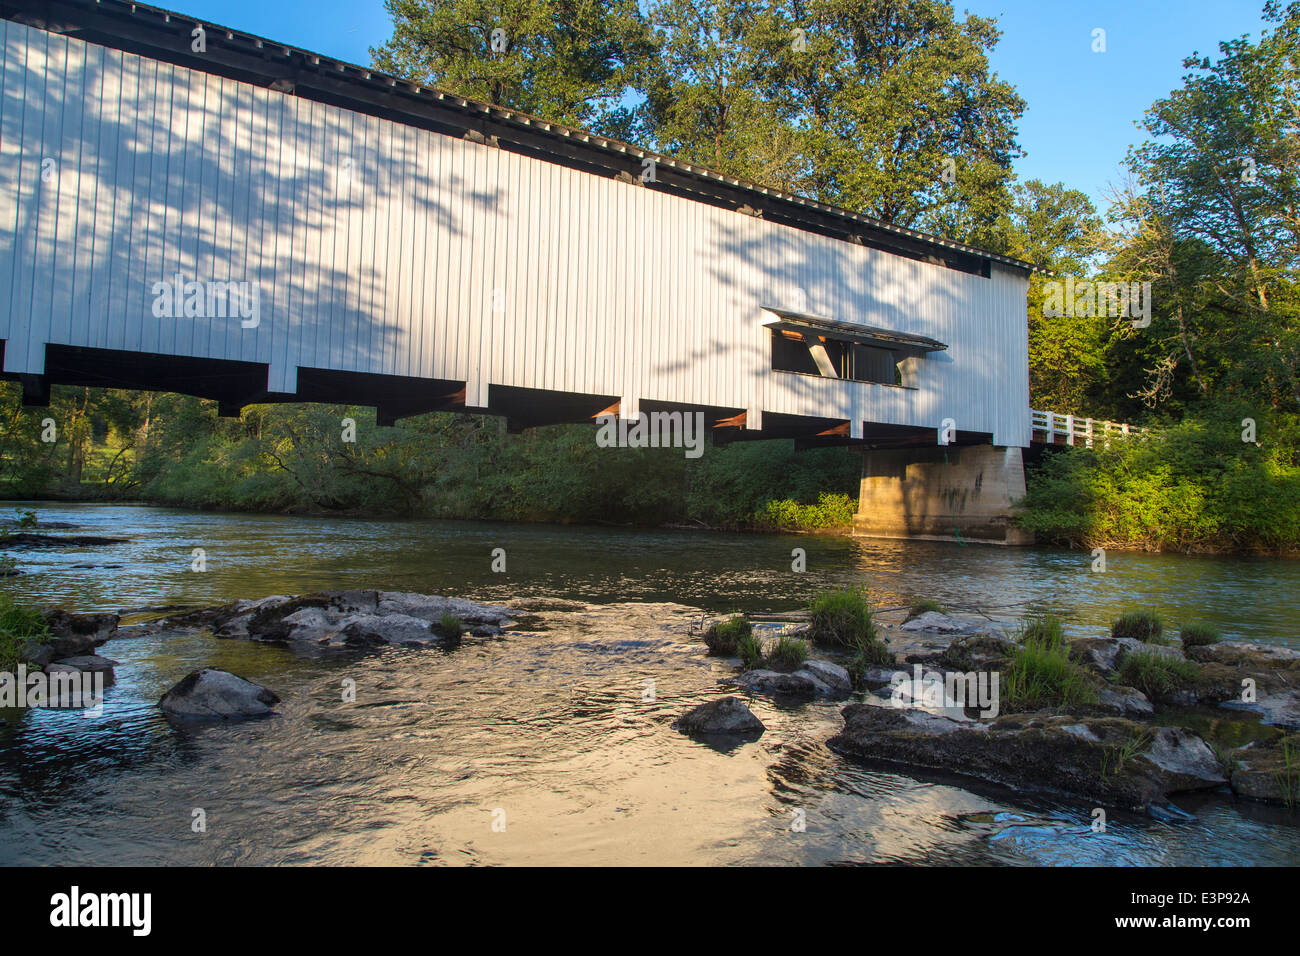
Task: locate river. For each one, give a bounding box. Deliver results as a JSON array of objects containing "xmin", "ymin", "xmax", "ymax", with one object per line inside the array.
[{"xmin": 1, "ymin": 501, "xmax": 1297, "ymax": 865}]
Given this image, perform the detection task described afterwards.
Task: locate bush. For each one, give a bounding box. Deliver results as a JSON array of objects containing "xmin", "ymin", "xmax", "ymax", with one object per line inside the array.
[
  {"xmin": 751, "ymin": 492, "xmax": 856, "ymax": 531},
  {"xmin": 767, "ymin": 634, "xmax": 809, "ymax": 671},
  {"xmin": 1179, "ymin": 625, "xmax": 1221, "ymax": 648},
  {"xmin": 0, "ymin": 593, "xmax": 49, "ymax": 671},
  {"xmin": 1112, "ymin": 611, "xmax": 1166, "ymax": 643},
  {"xmin": 703, "ymin": 615, "xmax": 751, "ymax": 656},
  {"xmin": 1116, "ymin": 651, "xmax": 1202, "ymax": 701}
]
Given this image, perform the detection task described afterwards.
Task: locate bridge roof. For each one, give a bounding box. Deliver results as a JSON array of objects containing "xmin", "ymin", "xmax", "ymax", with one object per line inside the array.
[{"xmin": 5, "ymin": 0, "xmax": 1035, "ymax": 278}]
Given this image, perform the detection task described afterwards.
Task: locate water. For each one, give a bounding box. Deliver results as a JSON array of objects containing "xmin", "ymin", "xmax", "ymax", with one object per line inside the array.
[{"xmin": 1, "ymin": 502, "xmax": 1297, "ymax": 865}]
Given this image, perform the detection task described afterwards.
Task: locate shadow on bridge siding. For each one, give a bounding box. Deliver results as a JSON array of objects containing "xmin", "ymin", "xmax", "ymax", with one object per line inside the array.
[{"xmin": 2, "ymin": 28, "xmax": 504, "ymax": 393}]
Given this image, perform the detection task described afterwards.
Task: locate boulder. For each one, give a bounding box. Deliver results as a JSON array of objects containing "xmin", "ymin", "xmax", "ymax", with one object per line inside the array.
[
  {"xmin": 939, "ymin": 633, "xmax": 1021, "ymax": 671},
  {"xmin": 339, "ymin": 613, "xmax": 440, "ymax": 646},
  {"xmin": 731, "ymin": 664, "xmax": 851, "ymax": 699},
  {"xmin": 674, "ymin": 697, "xmax": 765, "ymax": 736},
  {"xmin": 49, "ymin": 655, "xmax": 117, "ymax": 684},
  {"xmin": 1188, "ymin": 641, "xmax": 1300, "ymax": 668},
  {"xmin": 799, "ymin": 660, "xmax": 853, "ymax": 696},
  {"xmin": 1115, "ymin": 639, "xmax": 1185, "ymax": 665},
  {"xmin": 1069, "ymin": 637, "xmax": 1125, "ymax": 674},
  {"xmin": 1220, "ymin": 689, "xmax": 1300, "ymax": 731},
  {"xmin": 159, "ymin": 669, "xmax": 280, "ymax": 720},
  {"xmin": 1095, "ymin": 686, "xmax": 1154, "ymax": 717},
  {"xmin": 828, "ymin": 705, "xmax": 1225, "ymax": 810}
]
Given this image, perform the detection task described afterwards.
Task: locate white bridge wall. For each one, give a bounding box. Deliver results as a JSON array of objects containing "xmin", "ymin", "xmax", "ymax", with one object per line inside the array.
[{"xmin": 0, "ymin": 18, "xmax": 1031, "ymax": 447}]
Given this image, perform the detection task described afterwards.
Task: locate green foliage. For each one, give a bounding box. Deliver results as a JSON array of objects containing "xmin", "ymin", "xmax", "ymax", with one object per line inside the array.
[
  {"xmin": 1111, "ymin": 611, "xmax": 1166, "ymax": 643},
  {"xmin": 1017, "ymin": 414, "xmax": 1300, "ymax": 553},
  {"xmin": 736, "ymin": 629, "xmax": 766, "ymax": 669},
  {"xmin": 751, "ymin": 493, "xmax": 855, "ymax": 531},
  {"xmin": 808, "ymin": 588, "xmax": 893, "ymax": 666},
  {"xmin": 0, "ymin": 593, "xmax": 49, "ymax": 672},
  {"xmin": 1016, "ymin": 614, "xmax": 1066, "ymax": 652},
  {"xmin": 766, "ymin": 633, "xmax": 809, "ymax": 671},
  {"xmin": 434, "ymin": 613, "xmax": 463, "ymax": 643},
  {"xmin": 1180, "ymin": 625, "xmax": 1221, "ymax": 648},
  {"xmin": 1116, "ymin": 651, "xmax": 1202, "ymax": 701},
  {"xmin": 703, "ymin": 615, "xmax": 752, "ymax": 656},
  {"xmin": 1001, "ymin": 640, "xmax": 1100, "ymax": 712}
]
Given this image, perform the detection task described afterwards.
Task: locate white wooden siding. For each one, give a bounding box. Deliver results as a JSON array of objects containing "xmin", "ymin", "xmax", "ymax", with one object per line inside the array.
[{"xmin": 0, "ymin": 18, "xmax": 1031, "ymax": 446}]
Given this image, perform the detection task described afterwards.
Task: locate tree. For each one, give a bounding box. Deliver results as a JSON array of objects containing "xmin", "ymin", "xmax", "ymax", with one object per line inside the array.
[{"xmin": 371, "ymin": 0, "xmax": 655, "ymax": 138}]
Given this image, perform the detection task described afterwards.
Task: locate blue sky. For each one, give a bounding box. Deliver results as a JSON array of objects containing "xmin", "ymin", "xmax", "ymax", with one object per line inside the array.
[{"xmin": 158, "ymin": 0, "xmax": 1271, "ymax": 214}]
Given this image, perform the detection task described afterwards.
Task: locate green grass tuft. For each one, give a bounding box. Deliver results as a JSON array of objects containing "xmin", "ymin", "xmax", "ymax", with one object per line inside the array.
[
  {"xmin": 703, "ymin": 615, "xmax": 752, "ymax": 656},
  {"xmin": 1115, "ymin": 650, "xmax": 1201, "ymax": 700},
  {"xmin": 1112, "ymin": 610, "xmax": 1167, "ymax": 643},
  {"xmin": 0, "ymin": 592, "xmax": 49, "ymax": 672},
  {"xmin": 766, "ymin": 633, "xmax": 809, "ymax": 671},
  {"xmin": 1001, "ymin": 639, "xmax": 1100, "ymax": 712},
  {"xmin": 1179, "ymin": 624, "xmax": 1221, "ymax": 649},
  {"xmin": 1016, "ymin": 613, "xmax": 1066, "ymax": 652},
  {"xmin": 736, "ymin": 629, "xmax": 765, "ymax": 669},
  {"xmin": 434, "ymin": 612, "xmax": 463, "ymax": 643},
  {"xmin": 904, "ymin": 598, "xmax": 947, "ymax": 622}
]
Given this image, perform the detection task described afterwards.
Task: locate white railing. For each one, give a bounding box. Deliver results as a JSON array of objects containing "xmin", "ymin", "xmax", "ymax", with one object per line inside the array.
[{"xmin": 1030, "ymin": 409, "xmax": 1148, "ymax": 448}]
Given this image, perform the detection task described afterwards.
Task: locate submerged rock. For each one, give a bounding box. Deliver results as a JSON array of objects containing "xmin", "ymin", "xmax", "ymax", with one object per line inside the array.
[
  {"xmin": 168, "ymin": 591, "xmax": 511, "ymax": 648},
  {"xmin": 48, "ymin": 655, "xmax": 118, "ymax": 685},
  {"xmin": 1225, "ymin": 735, "xmax": 1300, "ymax": 804},
  {"xmin": 730, "ymin": 662, "xmax": 852, "ymax": 699},
  {"xmin": 828, "ymin": 705, "xmax": 1225, "ymax": 810},
  {"xmin": 900, "ymin": 611, "xmax": 973, "ymax": 634},
  {"xmin": 675, "ymin": 697, "xmax": 765, "ymax": 736},
  {"xmin": 159, "ymin": 668, "xmax": 280, "ymax": 720}
]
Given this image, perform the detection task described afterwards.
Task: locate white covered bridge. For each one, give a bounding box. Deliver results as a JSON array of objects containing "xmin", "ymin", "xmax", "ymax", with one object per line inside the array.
[{"xmin": 0, "ymin": 0, "xmax": 1037, "ymax": 542}]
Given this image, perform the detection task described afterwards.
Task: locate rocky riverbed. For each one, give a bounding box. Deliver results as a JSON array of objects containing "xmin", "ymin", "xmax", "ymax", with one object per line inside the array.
[{"xmin": 11, "ymin": 594, "xmax": 1300, "ymax": 813}]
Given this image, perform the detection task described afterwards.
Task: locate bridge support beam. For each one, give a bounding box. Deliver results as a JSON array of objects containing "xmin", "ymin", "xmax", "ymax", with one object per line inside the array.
[{"xmin": 853, "ymin": 444, "xmax": 1034, "ymax": 545}]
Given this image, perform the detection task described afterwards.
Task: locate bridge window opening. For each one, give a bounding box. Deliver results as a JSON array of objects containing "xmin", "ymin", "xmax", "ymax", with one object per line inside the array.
[{"xmin": 770, "ymin": 331, "xmax": 901, "ymax": 385}]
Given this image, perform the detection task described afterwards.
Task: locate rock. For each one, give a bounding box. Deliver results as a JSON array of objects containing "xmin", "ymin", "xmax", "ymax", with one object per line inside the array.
[
  {"xmin": 39, "ymin": 608, "xmax": 120, "ymax": 655},
  {"xmin": 1095, "ymin": 686, "xmax": 1154, "ymax": 717},
  {"xmin": 470, "ymin": 624, "xmax": 503, "ymax": 637},
  {"xmin": 939, "ymin": 633, "xmax": 1020, "ymax": 671},
  {"xmin": 172, "ymin": 591, "xmax": 512, "ymax": 647},
  {"xmin": 799, "ymin": 660, "xmax": 853, "ymax": 696},
  {"xmin": 1069, "ymin": 637, "xmax": 1125, "ymax": 674},
  {"xmin": 1226, "ymin": 736, "xmax": 1300, "ymax": 804},
  {"xmin": 674, "ymin": 697, "xmax": 765, "ymax": 736},
  {"xmin": 50, "ymin": 655, "xmax": 118, "ymax": 684},
  {"xmin": 1220, "ymin": 689, "xmax": 1300, "ymax": 731},
  {"xmin": 339, "ymin": 613, "xmax": 440, "ymax": 646},
  {"xmin": 828, "ymin": 706, "xmax": 1225, "ymax": 810},
  {"xmin": 857, "ymin": 666, "xmax": 900, "ymax": 689},
  {"xmin": 900, "ymin": 611, "xmax": 972, "ymax": 634},
  {"xmin": 18, "ymin": 640, "xmax": 54, "ymax": 668},
  {"xmin": 731, "ymin": 664, "xmax": 851, "ymax": 699},
  {"xmin": 159, "ymin": 669, "xmax": 280, "ymax": 720},
  {"xmin": 1116, "ymin": 639, "xmax": 1185, "ymax": 665}
]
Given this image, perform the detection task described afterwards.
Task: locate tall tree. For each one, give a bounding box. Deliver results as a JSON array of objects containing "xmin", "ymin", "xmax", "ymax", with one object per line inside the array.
[{"xmin": 371, "ymin": 0, "xmax": 655, "ymax": 138}]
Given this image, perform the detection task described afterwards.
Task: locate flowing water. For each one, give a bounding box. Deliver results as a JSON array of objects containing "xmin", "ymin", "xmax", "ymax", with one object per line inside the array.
[{"xmin": 1, "ymin": 501, "xmax": 1297, "ymax": 866}]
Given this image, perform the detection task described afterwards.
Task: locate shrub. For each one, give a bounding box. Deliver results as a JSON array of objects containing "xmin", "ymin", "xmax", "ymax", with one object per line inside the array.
[
  {"xmin": 1116, "ymin": 651, "xmax": 1201, "ymax": 701},
  {"xmin": 767, "ymin": 634, "xmax": 809, "ymax": 671},
  {"xmin": 703, "ymin": 615, "xmax": 751, "ymax": 656},
  {"xmin": 0, "ymin": 593, "xmax": 49, "ymax": 672},
  {"xmin": 737, "ymin": 629, "xmax": 765, "ymax": 669},
  {"xmin": 1112, "ymin": 611, "xmax": 1166, "ymax": 643},
  {"xmin": 1180, "ymin": 624, "xmax": 1221, "ymax": 648},
  {"xmin": 1001, "ymin": 641, "xmax": 1099, "ymax": 712}
]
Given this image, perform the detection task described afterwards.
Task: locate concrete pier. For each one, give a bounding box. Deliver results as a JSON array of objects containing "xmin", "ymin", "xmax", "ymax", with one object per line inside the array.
[{"xmin": 853, "ymin": 445, "xmax": 1034, "ymax": 545}]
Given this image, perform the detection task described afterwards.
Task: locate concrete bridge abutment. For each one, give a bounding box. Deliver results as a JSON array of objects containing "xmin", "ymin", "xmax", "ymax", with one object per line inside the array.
[{"xmin": 853, "ymin": 444, "xmax": 1034, "ymax": 546}]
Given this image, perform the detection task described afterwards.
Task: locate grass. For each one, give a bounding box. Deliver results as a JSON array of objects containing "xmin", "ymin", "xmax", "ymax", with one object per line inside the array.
[
  {"xmin": 1100, "ymin": 730, "xmax": 1154, "ymax": 776},
  {"xmin": 809, "ymin": 588, "xmax": 894, "ymax": 676},
  {"xmin": 0, "ymin": 592, "xmax": 49, "ymax": 672},
  {"xmin": 1016, "ymin": 613, "xmax": 1066, "ymax": 652},
  {"xmin": 1278, "ymin": 737, "xmax": 1299, "ymax": 809},
  {"xmin": 766, "ymin": 633, "xmax": 809, "ymax": 671},
  {"xmin": 736, "ymin": 629, "xmax": 765, "ymax": 669},
  {"xmin": 1111, "ymin": 611, "xmax": 1168, "ymax": 644},
  {"xmin": 1115, "ymin": 650, "xmax": 1201, "ymax": 701},
  {"xmin": 434, "ymin": 612, "xmax": 462, "ymax": 644},
  {"xmin": 1001, "ymin": 638, "xmax": 1100, "ymax": 712},
  {"xmin": 703, "ymin": 615, "xmax": 752, "ymax": 656},
  {"xmin": 1179, "ymin": 624, "xmax": 1221, "ymax": 649}
]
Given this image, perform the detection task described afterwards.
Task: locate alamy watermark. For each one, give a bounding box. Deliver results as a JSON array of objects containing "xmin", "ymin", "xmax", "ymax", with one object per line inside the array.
[
  {"xmin": 151, "ymin": 274, "xmax": 260, "ymax": 328},
  {"xmin": 888, "ymin": 663, "xmax": 999, "ymax": 719},
  {"xmin": 1, "ymin": 665, "xmax": 104, "ymax": 715},
  {"xmin": 1042, "ymin": 276, "xmax": 1152, "ymax": 328},
  {"xmin": 595, "ymin": 411, "xmax": 706, "ymax": 459}
]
